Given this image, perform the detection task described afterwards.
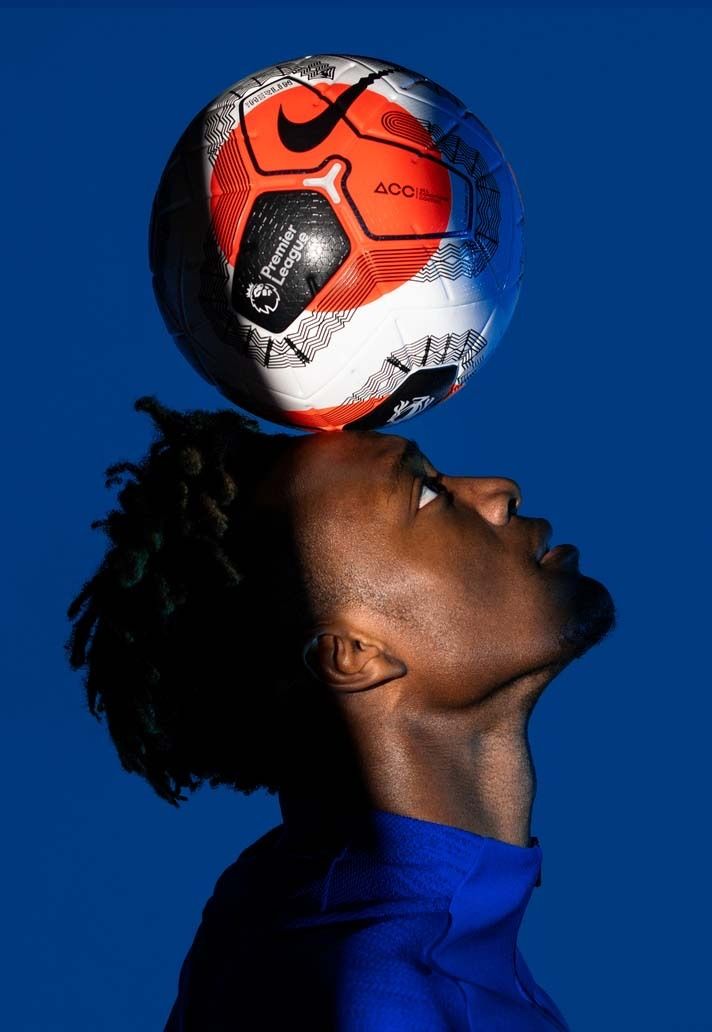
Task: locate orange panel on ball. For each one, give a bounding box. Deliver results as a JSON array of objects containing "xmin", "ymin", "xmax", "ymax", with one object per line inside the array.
[
  {"xmin": 208, "ymin": 79, "xmax": 453, "ymax": 312},
  {"xmin": 284, "ymin": 394, "xmax": 389, "ymax": 431}
]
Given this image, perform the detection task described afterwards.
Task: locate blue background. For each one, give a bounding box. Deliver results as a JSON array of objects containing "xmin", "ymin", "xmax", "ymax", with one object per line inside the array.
[{"xmin": 2, "ymin": 7, "xmax": 710, "ymax": 1030}]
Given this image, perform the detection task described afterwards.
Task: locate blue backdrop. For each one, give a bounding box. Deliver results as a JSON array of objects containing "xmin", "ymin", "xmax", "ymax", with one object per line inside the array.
[{"xmin": 2, "ymin": 7, "xmax": 710, "ymax": 1030}]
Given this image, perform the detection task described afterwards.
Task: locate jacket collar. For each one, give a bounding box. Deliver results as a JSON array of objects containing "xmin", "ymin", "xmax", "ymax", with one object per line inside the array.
[
  {"xmin": 346, "ymin": 808, "xmax": 543, "ymax": 993},
  {"xmin": 278, "ymin": 796, "xmax": 543, "ymax": 980}
]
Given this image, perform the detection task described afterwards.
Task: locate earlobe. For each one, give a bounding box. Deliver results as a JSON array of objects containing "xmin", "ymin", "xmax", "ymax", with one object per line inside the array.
[{"xmin": 302, "ymin": 630, "xmax": 407, "ymax": 692}]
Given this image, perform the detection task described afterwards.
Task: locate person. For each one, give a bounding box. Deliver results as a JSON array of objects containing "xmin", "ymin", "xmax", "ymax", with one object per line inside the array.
[{"xmin": 66, "ymin": 396, "xmax": 615, "ymax": 1031}]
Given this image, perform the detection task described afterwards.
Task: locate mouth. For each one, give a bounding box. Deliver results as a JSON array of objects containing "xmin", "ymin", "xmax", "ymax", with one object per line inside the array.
[
  {"xmin": 534, "ymin": 519, "xmax": 553, "ymax": 561},
  {"xmin": 540, "ymin": 543, "xmax": 580, "ymax": 571},
  {"xmin": 532, "ymin": 519, "xmax": 580, "ymax": 571}
]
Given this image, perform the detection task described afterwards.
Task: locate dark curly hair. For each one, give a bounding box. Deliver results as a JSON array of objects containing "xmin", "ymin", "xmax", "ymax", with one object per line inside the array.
[{"xmin": 65, "ymin": 396, "xmax": 328, "ymax": 807}]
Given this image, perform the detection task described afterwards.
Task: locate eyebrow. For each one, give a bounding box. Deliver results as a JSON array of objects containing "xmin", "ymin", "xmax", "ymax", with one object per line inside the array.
[{"xmin": 390, "ymin": 439, "xmax": 425, "ymax": 487}]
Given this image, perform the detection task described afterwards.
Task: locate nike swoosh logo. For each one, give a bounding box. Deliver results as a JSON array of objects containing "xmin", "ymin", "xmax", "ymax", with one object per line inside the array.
[{"xmin": 277, "ymin": 67, "xmax": 395, "ymax": 153}]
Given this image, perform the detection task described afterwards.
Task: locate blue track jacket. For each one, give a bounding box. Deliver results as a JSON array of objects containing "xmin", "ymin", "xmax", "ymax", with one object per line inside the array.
[{"xmin": 165, "ymin": 803, "xmax": 570, "ymax": 1030}]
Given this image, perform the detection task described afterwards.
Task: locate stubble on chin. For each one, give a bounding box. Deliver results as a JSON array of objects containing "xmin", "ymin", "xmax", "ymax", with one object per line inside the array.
[{"xmin": 559, "ymin": 575, "xmax": 616, "ymax": 660}]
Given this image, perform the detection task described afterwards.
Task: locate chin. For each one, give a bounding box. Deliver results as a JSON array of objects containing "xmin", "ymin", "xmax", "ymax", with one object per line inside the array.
[{"xmin": 559, "ymin": 574, "xmax": 616, "ymax": 660}]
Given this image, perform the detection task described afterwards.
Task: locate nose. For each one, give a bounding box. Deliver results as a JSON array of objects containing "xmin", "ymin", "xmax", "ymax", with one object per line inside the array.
[{"xmin": 449, "ymin": 476, "xmax": 522, "ymax": 526}]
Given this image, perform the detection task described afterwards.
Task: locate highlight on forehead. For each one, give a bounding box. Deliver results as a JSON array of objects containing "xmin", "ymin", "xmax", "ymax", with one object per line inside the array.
[
  {"xmin": 335, "ymin": 433, "xmax": 425, "ymax": 492},
  {"xmin": 343, "ymin": 434, "xmax": 426, "ymax": 494},
  {"xmin": 283, "ymin": 430, "xmax": 425, "ymax": 512}
]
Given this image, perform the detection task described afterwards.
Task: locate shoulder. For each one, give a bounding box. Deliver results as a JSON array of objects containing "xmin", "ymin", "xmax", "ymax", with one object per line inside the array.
[
  {"xmin": 166, "ymin": 954, "xmax": 460, "ymax": 1031},
  {"xmin": 167, "ymin": 905, "xmax": 464, "ymax": 1031},
  {"xmin": 333, "ymin": 969, "xmax": 465, "ymax": 1032},
  {"xmin": 166, "ymin": 829, "xmax": 469, "ymax": 1030}
]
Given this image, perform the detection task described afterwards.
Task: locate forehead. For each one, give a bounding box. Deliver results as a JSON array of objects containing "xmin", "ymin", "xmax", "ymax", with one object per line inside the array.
[
  {"xmin": 252, "ymin": 430, "xmax": 416, "ymax": 535},
  {"xmin": 288, "ymin": 430, "xmax": 408, "ymax": 505}
]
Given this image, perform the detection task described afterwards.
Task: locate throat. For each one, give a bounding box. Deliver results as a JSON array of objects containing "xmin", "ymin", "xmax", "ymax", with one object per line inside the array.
[{"xmin": 358, "ymin": 720, "xmax": 537, "ymax": 848}]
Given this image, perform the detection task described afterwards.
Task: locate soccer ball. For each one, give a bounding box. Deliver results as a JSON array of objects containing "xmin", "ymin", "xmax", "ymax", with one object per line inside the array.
[{"xmin": 149, "ymin": 54, "xmax": 524, "ymax": 431}]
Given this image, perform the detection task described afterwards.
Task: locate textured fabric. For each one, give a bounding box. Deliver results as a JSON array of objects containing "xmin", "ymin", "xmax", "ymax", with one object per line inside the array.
[{"xmin": 164, "ymin": 803, "xmax": 570, "ymax": 1030}]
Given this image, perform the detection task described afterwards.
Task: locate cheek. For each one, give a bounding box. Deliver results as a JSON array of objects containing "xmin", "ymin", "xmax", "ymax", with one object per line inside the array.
[
  {"xmin": 394, "ymin": 534, "xmax": 509, "ymax": 632},
  {"xmin": 392, "ymin": 556, "xmax": 577, "ymax": 686},
  {"xmin": 384, "ymin": 560, "xmax": 498, "ymax": 676}
]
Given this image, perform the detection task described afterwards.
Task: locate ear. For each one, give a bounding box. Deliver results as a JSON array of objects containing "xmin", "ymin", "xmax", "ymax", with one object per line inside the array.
[{"xmin": 303, "ymin": 628, "xmax": 407, "ymax": 693}]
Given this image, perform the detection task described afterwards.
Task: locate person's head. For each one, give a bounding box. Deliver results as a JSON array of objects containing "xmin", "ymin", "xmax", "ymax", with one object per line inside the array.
[{"xmin": 67, "ymin": 398, "xmax": 614, "ymax": 807}]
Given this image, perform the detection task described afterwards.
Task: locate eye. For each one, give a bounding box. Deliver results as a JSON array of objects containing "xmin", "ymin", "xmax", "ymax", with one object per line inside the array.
[{"xmin": 418, "ymin": 475, "xmax": 449, "ymax": 510}]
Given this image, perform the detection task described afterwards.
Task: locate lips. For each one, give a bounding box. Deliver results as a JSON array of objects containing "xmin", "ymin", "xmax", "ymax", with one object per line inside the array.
[
  {"xmin": 531, "ymin": 519, "xmax": 579, "ymax": 570},
  {"xmin": 539, "ymin": 544, "xmax": 580, "ymax": 571},
  {"xmin": 534, "ymin": 519, "xmax": 553, "ymax": 561}
]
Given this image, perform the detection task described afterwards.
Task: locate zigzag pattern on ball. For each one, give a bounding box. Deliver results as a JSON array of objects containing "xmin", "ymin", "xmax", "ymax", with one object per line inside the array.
[
  {"xmin": 239, "ymin": 310, "xmax": 354, "ymax": 369},
  {"xmin": 472, "ymin": 172, "xmax": 501, "ymax": 262},
  {"xmin": 199, "ymin": 232, "xmax": 359, "ymax": 368},
  {"xmin": 204, "ymin": 99, "xmax": 238, "ymax": 166},
  {"xmin": 413, "ymin": 239, "xmax": 493, "ymax": 282},
  {"xmin": 346, "ymin": 329, "xmax": 488, "ymax": 403},
  {"xmin": 423, "ymin": 121, "xmax": 494, "ymax": 180},
  {"xmin": 452, "ymin": 328, "xmax": 490, "ymax": 388}
]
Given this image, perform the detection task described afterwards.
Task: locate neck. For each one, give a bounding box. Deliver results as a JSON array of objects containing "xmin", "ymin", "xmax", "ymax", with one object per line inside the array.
[
  {"xmin": 281, "ymin": 670, "xmax": 554, "ymax": 849},
  {"xmin": 351, "ymin": 708, "xmax": 535, "ymax": 848}
]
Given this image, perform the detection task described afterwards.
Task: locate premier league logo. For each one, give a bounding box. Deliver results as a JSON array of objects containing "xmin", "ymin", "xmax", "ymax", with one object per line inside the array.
[{"xmin": 246, "ymin": 281, "xmax": 280, "ymax": 315}]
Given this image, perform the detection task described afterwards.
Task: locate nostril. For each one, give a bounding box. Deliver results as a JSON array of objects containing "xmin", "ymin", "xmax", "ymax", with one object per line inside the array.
[{"xmin": 508, "ymin": 496, "xmax": 519, "ymax": 518}]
